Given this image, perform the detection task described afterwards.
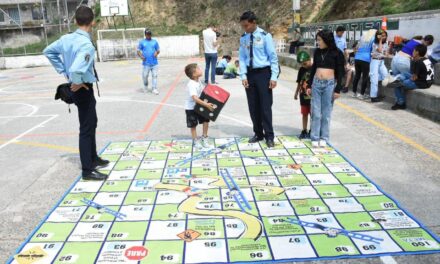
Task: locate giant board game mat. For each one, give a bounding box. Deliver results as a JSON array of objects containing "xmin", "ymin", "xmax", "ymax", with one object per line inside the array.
[{"xmin": 9, "ymin": 136, "xmax": 440, "ymax": 263}]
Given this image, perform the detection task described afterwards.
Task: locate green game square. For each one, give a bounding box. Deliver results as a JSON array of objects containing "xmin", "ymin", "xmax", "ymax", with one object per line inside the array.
[
  {"xmin": 290, "ymin": 199, "xmax": 330, "ymax": 215},
  {"xmin": 200, "ymin": 189, "xmax": 221, "ymax": 203},
  {"xmin": 233, "ymin": 176, "xmax": 251, "ymax": 187},
  {"xmin": 192, "ymin": 152, "xmax": 215, "ymax": 159},
  {"xmin": 309, "ymin": 234, "xmax": 360, "ymax": 257},
  {"xmin": 192, "ymin": 167, "xmax": 218, "ymax": 176},
  {"xmin": 107, "ymin": 142, "xmax": 130, "ymax": 149},
  {"xmin": 334, "ymin": 172, "xmax": 369, "ymax": 184},
  {"xmin": 166, "ymin": 159, "xmax": 190, "ymax": 168},
  {"xmin": 100, "ymin": 154, "xmax": 121, "ymax": 162},
  {"xmin": 187, "ymin": 219, "xmax": 225, "ymax": 239},
  {"xmin": 144, "ymin": 152, "xmax": 168, "ymax": 161},
  {"xmin": 54, "ymin": 242, "xmax": 101, "ymax": 264},
  {"xmin": 240, "ymin": 150, "xmax": 264, "ymax": 158},
  {"xmin": 151, "ymin": 204, "xmax": 185, "ymax": 221},
  {"xmin": 136, "ymin": 169, "xmax": 163, "ymax": 179},
  {"xmin": 388, "ymin": 228, "xmax": 440, "ymax": 251},
  {"xmin": 81, "ymin": 206, "xmax": 119, "ymax": 222},
  {"xmin": 301, "ymin": 163, "xmax": 329, "ymax": 174},
  {"xmin": 268, "ymin": 156, "xmax": 294, "ymax": 165},
  {"xmin": 100, "ymin": 180, "xmax": 131, "ymax": 192},
  {"xmin": 335, "ymin": 212, "xmax": 382, "ymax": 231},
  {"xmin": 288, "ymin": 148, "xmax": 313, "ymax": 155},
  {"xmin": 31, "ymin": 223, "xmax": 76, "ymax": 242},
  {"xmin": 218, "ymin": 158, "xmax": 243, "ymax": 167},
  {"xmin": 107, "ymin": 221, "xmax": 149, "ymax": 241},
  {"xmin": 245, "ymin": 165, "xmax": 274, "ymax": 177},
  {"xmin": 142, "ymin": 240, "xmax": 184, "ymax": 263},
  {"xmin": 320, "ymin": 154, "xmax": 346, "ymax": 163},
  {"xmin": 315, "ymin": 185, "xmax": 352, "ymax": 198},
  {"xmin": 113, "ymin": 160, "xmax": 141, "ymax": 171},
  {"xmin": 228, "ymin": 238, "xmax": 272, "ymax": 262},
  {"xmin": 223, "ymin": 201, "xmax": 259, "ymax": 216},
  {"xmin": 262, "ymin": 216, "xmax": 305, "ymax": 236},
  {"xmin": 277, "ymin": 135, "xmax": 300, "ymax": 142},
  {"xmin": 357, "ymin": 195, "xmax": 398, "ymax": 211},
  {"xmin": 253, "ymin": 188, "xmax": 289, "ymax": 201},
  {"xmin": 260, "ymin": 141, "xmax": 284, "ymax": 150},
  {"xmin": 60, "ymin": 193, "xmax": 95, "ymax": 207},
  {"xmin": 124, "ymin": 192, "xmax": 156, "ymax": 205},
  {"xmin": 278, "ymin": 174, "xmax": 310, "ymax": 186}
]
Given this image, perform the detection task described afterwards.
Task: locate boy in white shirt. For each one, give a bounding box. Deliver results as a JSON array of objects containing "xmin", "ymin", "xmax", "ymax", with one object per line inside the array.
[{"xmin": 184, "ymin": 63, "xmax": 215, "ymax": 149}]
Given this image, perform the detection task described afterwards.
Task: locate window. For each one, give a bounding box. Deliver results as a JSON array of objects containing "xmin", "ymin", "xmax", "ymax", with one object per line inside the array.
[
  {"xmin": 0, "ymin": 11, "xmax": 4, "ymax": 22},
  {"xmin": 31, "ymin": 6, "xmax": 43, "ymax": 20}
]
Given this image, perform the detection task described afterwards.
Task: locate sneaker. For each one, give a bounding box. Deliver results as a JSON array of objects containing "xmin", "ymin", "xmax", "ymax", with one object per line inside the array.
[
  {"xmin": 371, "ymin": 97, "xmax": 381, "ymax": 103},
  {"xmin": 352, "ymin": 92, "xmax": 358, "ymax": 98},
  {"xmin": 299, "ymin": 130, "xmax": 308, "ymax": 139},
  {"xmin": 362, "ymin": 94, "xmax": 370, "ymax": 100},
  {"xmin": 356, "ymin": 93, "xmax": 364, "ymax": 99},
  {"xmin": 319, "ymin": 140, "xmax": 327, "ymax": 148},
  {"xmin": 152, "ymin": 89, "xmax": 159, "ymax": 95},
  {"xmin": 391, "ymin": 103, "xmax": 406, "ymax": 110},
  {"xmin": 311, "ymin": 141, "xmax": 319, "ymax": 148},
  {"xmin": 193, "ymin": 138, "xmax": 204, "ymax": 150},
  {"xmin": 341, "ymin": 87, "xmax": 349, "ymax": 93},
  {"xmin": 201, "ymin": 136, "xmax": 210, "ymax": 149}
]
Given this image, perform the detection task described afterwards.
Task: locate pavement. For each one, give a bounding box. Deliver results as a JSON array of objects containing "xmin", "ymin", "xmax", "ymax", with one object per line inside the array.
[{"xmin": 0, "ymin": 58, "xmax": 439, "ymax": 264}]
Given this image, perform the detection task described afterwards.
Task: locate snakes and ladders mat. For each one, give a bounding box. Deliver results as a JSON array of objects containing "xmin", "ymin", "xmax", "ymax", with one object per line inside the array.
[{"xmin": 9, "ymin": 136, "xmax": 440, "ymax": 263}]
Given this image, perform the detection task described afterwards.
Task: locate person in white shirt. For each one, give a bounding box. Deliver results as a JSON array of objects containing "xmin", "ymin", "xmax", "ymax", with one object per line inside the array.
[
  {"xmin": 184, "ymin": 63, "xmax": 215, "ymax": 149},
  {"xmin": 202, "ymin": 25, "xmax": 219, "ymax": 84}
]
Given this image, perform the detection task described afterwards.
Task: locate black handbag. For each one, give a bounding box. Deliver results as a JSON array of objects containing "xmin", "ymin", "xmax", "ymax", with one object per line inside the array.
[{"xmin": 55, "ymin": 83, "xmax": 74, "ymax": 104}]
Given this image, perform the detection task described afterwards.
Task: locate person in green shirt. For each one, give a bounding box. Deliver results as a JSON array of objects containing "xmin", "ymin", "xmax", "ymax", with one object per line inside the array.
[{"xmin": 223, "ymin": 60, "xmax": 240, "ymax": 79}]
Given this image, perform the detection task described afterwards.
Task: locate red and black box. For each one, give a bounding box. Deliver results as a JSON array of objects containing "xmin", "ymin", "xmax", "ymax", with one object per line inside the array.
[{"xmin": 195, "ymin": 84, "xmax": 230, "ymax": 122}]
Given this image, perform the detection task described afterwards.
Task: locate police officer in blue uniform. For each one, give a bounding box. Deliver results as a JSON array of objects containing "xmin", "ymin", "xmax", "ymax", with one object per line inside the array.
[
  {"xmin": 239, "ymin": 11, "xmax": 279, "ymax": 148},
  {"xmin": 44, "ymin": 6, "xmax": 109, "ymax": 181}
]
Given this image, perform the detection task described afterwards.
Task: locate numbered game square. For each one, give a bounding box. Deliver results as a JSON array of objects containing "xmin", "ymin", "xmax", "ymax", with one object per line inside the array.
[
  {"xmin": 93, "ymin": 192, "xmax": 126, "ymax": 206},
  {"xmin": 269, "ymin": 235, "xmax": 317, "ymax": 259},
  {"xmin": 298, "ymin": 214, "xmax": 343, "ymax": 234},
  {"xmin": 146, "ymin": 220, "xmax": 186, "ymax": 240},
  {"xmin": 351, "ymin": 231, "xmax": 402, "ymax": 254},
  {"xmin": 68, "ymin": 222, "xmax": 112, "ymax": 242},
  {"xmin": 323, "ymin": 197, "xmax": 365, "ymax": 213},
  {"xmin": 257, "ymin": 200, "xmax": 295, "ymax": 216},
  {"xmin": 185, "ymin": 239, "xmax": 228, "ymax": 263}
]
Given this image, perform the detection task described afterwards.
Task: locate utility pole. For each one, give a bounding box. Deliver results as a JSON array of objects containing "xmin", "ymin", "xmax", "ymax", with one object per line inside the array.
[
  {"xmin": 57, "ymin": 0, "xmax": 62, "ymax": 33},
  {"xmin": 64, "ymin": 0, "xmax": 70, "ymax": 32}
]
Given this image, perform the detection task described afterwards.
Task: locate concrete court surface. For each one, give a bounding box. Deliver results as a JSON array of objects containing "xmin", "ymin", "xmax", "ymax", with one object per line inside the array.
[{"xmin": 0, "ymin": 58, "xmax": 439, "ymax": 264}]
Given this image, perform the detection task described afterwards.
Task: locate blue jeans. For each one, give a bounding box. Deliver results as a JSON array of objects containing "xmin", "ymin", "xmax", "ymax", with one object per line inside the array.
[
  {"xmin": 370, "ymin": 59, "xmax": 388, "ymax": 98},
  {"xmin": 223, "ymin": 72, "xmax": 237, "ymax": 79},
  {"xmin": 391, "ymin": 54, "xmax": 410, "ymax": 76},
  {"xmin": 142, "ymin": 64, "xmax": 158, "ymax": 91},
  {"xmin": 205, "ymin": 53, "xmax": 218, "ymax": 83},
  {"xmin": 311, "ymin": 78, "xmax": 335, "ymax": 142},
  {"xmin": 394, "ymin": 72, "xmax": 418, "ymax": 105}
]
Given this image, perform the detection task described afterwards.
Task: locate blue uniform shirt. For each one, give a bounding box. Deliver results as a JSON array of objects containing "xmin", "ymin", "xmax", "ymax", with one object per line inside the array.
[
  {"xmin": 217, "ymin": 58, "xmax": 228, "ymax": 69},
  {"xmin": 239, "ymin": 27, "xmax": 279, "ymax": 81},
  {"xmin": 138, "ymin": 38, "xmax": 160, "ymax": 66},
  {"xmin": 334, "ymin": 33, "xmax": 347, "ymax": 53},
  {"xmin": 43, "ymin": 29, "xmax": 96, "ymax": 84}
]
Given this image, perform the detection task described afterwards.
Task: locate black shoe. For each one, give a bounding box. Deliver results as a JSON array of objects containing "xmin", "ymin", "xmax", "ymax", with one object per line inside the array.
[
  {"xmin": 82, "ymin": 170, "xmax": 108, "ymax": 181},
  {"xmin": 248, "ymin": 135, "xmax": 264, "ymax": 143},
  {"xmin": 266, "ymin": 139, "xmax": 275, "ymax": 148},
  {"xmin": 371, "ymin": 97, "xmax": 381, "ymax": 103},
  {"xmin": 342, "ymin": 87, "xmax": 349, "ymax": 93},
  {"xmin": 307, "ymin": 130, "xmax": 311, "ymax": 138},
  {"xmin": 299, "ymin": 130, "xmax": 307, "ymax": 139},
  {"xmin": 391, "ymin": 103, "xmax": 406, "ymax": 110},
  {"xmin": 94, "ymin": 157, "xmax": 110, "ymax": 168}
]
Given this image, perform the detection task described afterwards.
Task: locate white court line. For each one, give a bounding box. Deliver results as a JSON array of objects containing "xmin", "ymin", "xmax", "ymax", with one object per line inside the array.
[
  {"xmin": 0, "ymin": 115, "xmax": 55, "ymax": 119},
  {"xmin": 0, "ymin": 115, "xmax": 58, "ymax": 151},
  {"xmin": 0, "ymin": 103, "xmax": 39, "ymax": 117},
  {"xmin": 381, "ymin": 256, "xmax": 398, "ymax": 264}
]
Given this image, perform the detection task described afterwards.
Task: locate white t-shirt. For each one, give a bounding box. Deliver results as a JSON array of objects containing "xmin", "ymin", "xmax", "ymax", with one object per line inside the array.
[
  {"xmin": 203, "ymin": 28, "xmax": 217, "ymax": 54},
  {"xmin": 185, "ymin": 79, "xmax": 204, "ymax": 110}
]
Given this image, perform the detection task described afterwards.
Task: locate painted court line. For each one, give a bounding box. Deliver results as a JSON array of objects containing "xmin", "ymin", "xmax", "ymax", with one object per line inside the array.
[{"xmin": 336, "ymin": 101, "xmax": 440, "ymax": 162}]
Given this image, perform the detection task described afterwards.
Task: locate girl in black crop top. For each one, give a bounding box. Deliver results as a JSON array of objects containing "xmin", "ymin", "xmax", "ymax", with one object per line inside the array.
[{"xmin": 306, "ymin": 29, "xmax": 346, "ymax": 147}]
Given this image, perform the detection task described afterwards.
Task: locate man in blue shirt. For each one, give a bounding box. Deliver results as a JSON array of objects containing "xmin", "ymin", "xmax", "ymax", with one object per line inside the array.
[
  {"xmin": 137, "ymin": 29, "xmax": 160, "ymax": 94},
  {"xmin": 239, "ymin": 11, "xmax": 279, "ymax": 148},
  {"xmin": 334, "ymin": 26, "xmax": 347, "ymax": 53},
  {"xmin": 43, "ymin": 6, "xmax": 108, "ymax": 181}
]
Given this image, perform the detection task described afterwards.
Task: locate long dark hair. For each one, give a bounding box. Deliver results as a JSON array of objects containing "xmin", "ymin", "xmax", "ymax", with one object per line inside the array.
[
  {"xmin": 374, "ymin": 30, "xmax": 388, "ymax": 44},
  {"xmin": 317, "ymin": 29, "xmax": 337, "ymax": 50}
]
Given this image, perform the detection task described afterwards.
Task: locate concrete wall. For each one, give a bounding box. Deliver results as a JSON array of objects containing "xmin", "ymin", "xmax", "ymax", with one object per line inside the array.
[{"xmin": 0, "ymin": 54, "xmax": 50, "ymax": 69}]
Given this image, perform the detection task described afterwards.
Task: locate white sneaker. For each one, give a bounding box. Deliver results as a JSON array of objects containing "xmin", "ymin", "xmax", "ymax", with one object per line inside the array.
[
  {"xmin": 356, "ymin": 93, "xmax": 363, "ymax": 99},
  {"xmin": 193, "ymin": 138, "xmax": 203, "ymax": 150},
  {"xmin": 152, "ymin": 89, "xmax": 159, "ymax": 95},
  {"xmin": 201, "ymin": 136, "xmax": 210, "ymax": 149},
  {"xmin": 362, "ymin": 94, "xmax": 370, "ymax": 100},
  {"xmin": 319, "ymin": 140, "xmax": 327, "ymax": 148},
  {"xmin": 352, "ymin": 92, "xmax": 358, "ymax": 98},
  {"xmin": 382, "ymin": 76, "xmax": 391, "ymax": 87},
  {"xmin": 311, "ymin": 141, "xmax": 319, "ymax": 148}
]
